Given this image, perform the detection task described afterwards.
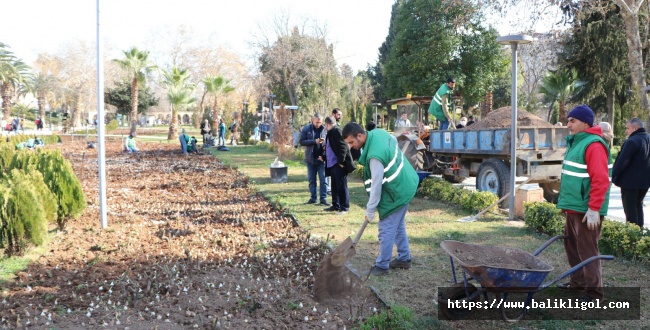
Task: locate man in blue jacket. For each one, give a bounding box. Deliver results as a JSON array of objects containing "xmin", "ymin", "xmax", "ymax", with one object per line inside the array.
[
  {"xmin": 299, "ymin": 113, "xmax": 329, "ymax": 206},
  {"xmin": 612, "ymin": 117, "xmax": 650, "ymax": 228}
]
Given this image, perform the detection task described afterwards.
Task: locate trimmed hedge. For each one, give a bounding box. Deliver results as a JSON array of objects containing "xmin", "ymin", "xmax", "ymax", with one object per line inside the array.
[
  {"xmin": 417, "ymin": 176, "xmax": 499, "ymax": 213},
  {"xmin": 523, "ymin": 201, "xmax": 650, "ymax": 262}
]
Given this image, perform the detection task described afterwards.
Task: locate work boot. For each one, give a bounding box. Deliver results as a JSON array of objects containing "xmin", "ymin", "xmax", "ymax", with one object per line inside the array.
[
  {"xmin": 369, "ymin": 266, "xmax": 389, "ymax": 276},
  {"xmin": 389, "ymin": 259, "xmax": 412, "ymax": 269}
]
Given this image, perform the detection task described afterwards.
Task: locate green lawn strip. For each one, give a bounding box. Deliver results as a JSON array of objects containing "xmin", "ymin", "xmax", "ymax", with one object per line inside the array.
[
  {"xmin": 0, "ymin": 228, "xmax": 54, "ymax": 286},
  {"xmin": 170, "ymin": 143, "xmax": 650, "ymax": 328}
]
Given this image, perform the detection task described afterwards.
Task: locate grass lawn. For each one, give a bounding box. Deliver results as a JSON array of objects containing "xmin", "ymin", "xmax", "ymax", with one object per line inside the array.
[{"xmin": 208, "ymin": 142, "xmax": 649, "ymax": 329}]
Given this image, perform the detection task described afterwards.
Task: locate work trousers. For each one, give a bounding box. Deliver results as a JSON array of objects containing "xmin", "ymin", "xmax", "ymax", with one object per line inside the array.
[
  {"xmin": 329, "ymin": 165, "xmax": 349, "ymax": 211},
  {"xmin": 564, "ymin": 212, "xmax": 603, "ymax": 299},
  {"xmin": 376, "ymin": 204, "xmax": 411, "ymax": 270},
  {"xmin": 621, "ymin": 187, "xmax": 648, "ymax": 228}
]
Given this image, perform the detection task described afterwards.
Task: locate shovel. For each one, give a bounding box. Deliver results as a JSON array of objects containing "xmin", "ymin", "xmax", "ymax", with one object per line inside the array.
[
  {"xmin": 313, "ymin": 218, "xmax": 370, "ymax": 301},
  {"xmin": 457, "ymin": 178, "xmax": 533, "ymax": 222}
]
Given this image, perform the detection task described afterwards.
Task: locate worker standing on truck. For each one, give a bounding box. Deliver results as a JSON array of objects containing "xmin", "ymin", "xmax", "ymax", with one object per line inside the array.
[{"xmin": 428, "ymin": 77, "xmax": 456, "ymax": 130}]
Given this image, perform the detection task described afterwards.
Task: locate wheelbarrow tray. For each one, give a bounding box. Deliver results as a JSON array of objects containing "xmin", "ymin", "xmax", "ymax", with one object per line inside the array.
[{"xmin": 441, "ymin": 240, "xmax": 554, "ymax": 289}]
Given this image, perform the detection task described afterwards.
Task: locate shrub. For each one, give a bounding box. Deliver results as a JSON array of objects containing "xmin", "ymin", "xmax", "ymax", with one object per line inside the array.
[
  {"xmin": 359, "ymin": 305, "xmax": 414, "ymax": 330},
  {"xmin": 106, "ymin": 119, "xmax": 119, "ymax": 131},
  {"xmin": 523, "ymin": 202, "xmax": 565, "ymax": 236},
  {"xmin": 354, "ymin": 163, "xmax": 364, "ymax": 179},
  {"xmin": 239, "ymin": 110, "xmax": 257, "ymax": 145},
  {"xmin": 0, "ymin": 170, "xmax": 50, "ymax": 255},
  {"xmin": 0, "ymin": 144, "xmax": 14, "ymax": 172},
  {"xmin": 34, "ymin": 150, "xmax": 86, "ymax": 229},
  {"xmin": 467, "ymin": 191, "xmax": 499, "ymax": 213},
  {"xmin": 600, "ymin": 220, "xmax": 643, "ymax": 259}
]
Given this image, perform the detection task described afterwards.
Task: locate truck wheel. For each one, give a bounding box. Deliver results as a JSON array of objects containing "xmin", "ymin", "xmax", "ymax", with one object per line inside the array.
[
  {"xmin": 539, "ymin": 182, "xmax": 560, "ymax": 204},
  {"xmin": 476, "ymin": 158, "xmax": 510, "ymax": 207},
  {"xmin": 397, "ymin": 137, "xmax": 424, "ymax": 171}
]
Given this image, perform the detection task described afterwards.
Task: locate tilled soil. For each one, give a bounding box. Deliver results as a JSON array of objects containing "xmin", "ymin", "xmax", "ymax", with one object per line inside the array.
[
  {"xmin": 464, "ymin": 107, "xmax": 554, "ymax": 130},
  {"xmin": 0, "ymin": 141, "xmax": 380, "ymax": 329}
]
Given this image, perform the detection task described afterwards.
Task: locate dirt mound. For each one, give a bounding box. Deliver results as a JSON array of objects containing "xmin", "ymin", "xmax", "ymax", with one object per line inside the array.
[{"xmin": 464, "ymin": 106, "xmax": 554, "ymax": 130}]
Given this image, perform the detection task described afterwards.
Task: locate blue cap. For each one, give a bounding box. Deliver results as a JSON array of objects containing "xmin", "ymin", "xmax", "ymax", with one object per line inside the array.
[{"xmin": 567, "ymin": 105, "xmax": 594, "ymax": 127}]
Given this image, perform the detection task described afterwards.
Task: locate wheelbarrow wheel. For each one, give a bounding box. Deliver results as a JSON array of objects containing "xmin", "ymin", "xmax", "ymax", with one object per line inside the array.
[
  {"xmin": 438, "ymin": 283, "xmax": 478, "ymax": 320},
  {"xmin": 497, "ymin": 292, "xmax": 529, "ymax": 322}
]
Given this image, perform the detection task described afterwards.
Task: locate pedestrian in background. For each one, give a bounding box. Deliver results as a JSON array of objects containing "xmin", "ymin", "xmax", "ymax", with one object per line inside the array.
[
  {"xmin": 200, "ymin": 119, "xmax": 211, "ymax": 144},
  {"xmin": 612, "ymin": 117, "xmax": 650, "ymax": 228},
  {"xmin": 556, "ymin": 105, "xmax": 611, "ymax": 303},
  {"xmin": 342, "ymin": 122, "xmax": 418, "ymax": 276},
  {"xmin": 218, "ymin": 119, "xmax": 226, "ymax": 146},
  {"xmin": 323, "ymin": 115, "xmax": 354, "ymax": 214},
  {"xmin": 299, "ymin": 113, "xmax": 329, "ymax": 206}
]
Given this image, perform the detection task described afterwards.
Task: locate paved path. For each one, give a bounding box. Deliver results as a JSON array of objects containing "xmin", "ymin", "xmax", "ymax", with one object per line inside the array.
[{"xmin": 449, "ymin": 176, "xmax": 649, "ymax": 228}]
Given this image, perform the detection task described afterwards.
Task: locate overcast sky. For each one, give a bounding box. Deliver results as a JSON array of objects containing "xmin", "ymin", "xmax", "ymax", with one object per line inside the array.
[{"xmin": 3, "ymin": 0, "xmax": 564, "ymax": 73}]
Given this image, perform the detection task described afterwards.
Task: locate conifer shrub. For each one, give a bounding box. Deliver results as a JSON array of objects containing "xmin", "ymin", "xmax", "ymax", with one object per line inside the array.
[
  {"xmin": 0, "ymin": 170, "xmax": 49, "ymax": 255},
  {"xmin": 0, "ymin": 144, "xmax": 14, "ymax": 173},
  {"xmin": 106, "ymin": 119, "xmax": 119, "ymax": 131},
  {"xmin": 33, "ymin": 150, "xmax": 86, "ymax": 229}
]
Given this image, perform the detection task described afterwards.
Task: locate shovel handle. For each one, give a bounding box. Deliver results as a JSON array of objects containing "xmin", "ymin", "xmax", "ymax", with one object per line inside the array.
[{"xmin": 352, "ymin": 218, "xmax": 370, "ymax": 245}]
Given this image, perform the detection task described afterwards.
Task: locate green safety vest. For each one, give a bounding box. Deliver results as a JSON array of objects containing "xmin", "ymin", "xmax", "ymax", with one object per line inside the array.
[
  {"xmin": 428, "ymin": 83, "xmax": 453, "ymax": 122},
  {"xmin": 126, "ymin": 137, "xmax": 135, "ymax": 148},
  {"xmin": 358, "ymin": 129, "xmax": 419, "ymax": 219},
  {"xmin": 557, "ymin": 132, "xmax": 612, "ymax": 215}
]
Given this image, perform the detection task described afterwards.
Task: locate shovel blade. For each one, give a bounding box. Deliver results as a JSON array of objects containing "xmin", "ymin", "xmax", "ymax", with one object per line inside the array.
[{"xmin": 330, "ymin": 237, "xmax": 355, "ymax": 266}]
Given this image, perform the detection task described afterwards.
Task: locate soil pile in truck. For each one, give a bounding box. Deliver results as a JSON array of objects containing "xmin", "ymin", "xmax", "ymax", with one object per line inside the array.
[{"xmin": 464, "ymin": 106, "xmax": 554, "ymax": 130}]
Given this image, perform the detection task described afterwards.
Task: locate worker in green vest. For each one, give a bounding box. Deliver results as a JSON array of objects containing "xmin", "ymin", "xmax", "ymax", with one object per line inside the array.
[
  {"xmin": 556, "ymin": 105, "xmax": 612, "ymax": 304},
  {"xmin": 342, "ymin": 122, "xmax": 419, "ymax": 276},
  {"xmin": 428, "ymin": 77, "xmax": 456, "ymax": 130}
]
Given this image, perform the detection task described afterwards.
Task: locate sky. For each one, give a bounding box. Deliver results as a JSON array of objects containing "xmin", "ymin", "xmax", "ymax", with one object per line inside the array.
[{"xmin": 2, "ymin": 0, "xmax": 564, "ymax": 73}]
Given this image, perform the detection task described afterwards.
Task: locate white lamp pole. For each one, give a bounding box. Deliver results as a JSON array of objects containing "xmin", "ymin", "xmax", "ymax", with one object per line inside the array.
[{"xmin": 497, "ymin": 34, "xmax": 532, "ymax": 220}]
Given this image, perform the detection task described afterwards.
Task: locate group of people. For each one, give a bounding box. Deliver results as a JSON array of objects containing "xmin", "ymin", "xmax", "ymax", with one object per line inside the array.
[
  {"xmin": 300, "ymin": 107, "xmax": 417, "ymax": 276},
  {"xmin": 298, "ymin": 82, "xmax": 648, "ymax": 304},
  {"xmin": 200, "ymin": 118, "xmax": 238, "ymax": 148}
]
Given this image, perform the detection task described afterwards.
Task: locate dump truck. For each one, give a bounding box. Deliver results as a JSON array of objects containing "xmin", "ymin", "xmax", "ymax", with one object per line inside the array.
[{"xmin": 387, "ymin": 96, "xmax": 567, "ymax": 203}]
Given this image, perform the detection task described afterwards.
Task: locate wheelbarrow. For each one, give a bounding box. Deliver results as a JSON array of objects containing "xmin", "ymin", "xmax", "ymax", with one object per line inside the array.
[{"xmin": 437, "ymin": 235, "xmax": 615, "ymax": 321}]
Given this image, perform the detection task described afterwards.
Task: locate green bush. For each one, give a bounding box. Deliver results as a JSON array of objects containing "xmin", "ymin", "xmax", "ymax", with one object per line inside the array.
[
  {"xmin": 467, "ymin": 191, "xmax": 498, "ymax": 213},
  {"xmin": 600, "ymin": 220, "xmax": 643, "ymax": 259},
  {"xmin": 0, "ymin": 144, "xmax": 14, "ymax": 172},
  {"xmin": 106, "ymin": 119, "xmax": 119, "ymax": 131},
  {"xmin": 0, "ymin": 170, "xmax": 51, "ymax": 255},
  {"xmin": 354, "ymin": 163, "xmax": 364, "ymax": 179},
  {"xmin": 523, "ymin": 202, "xmax": 565, "ymax": 236},
  {"xmin": 36, "ymin": 150, "xmax": 86, "ymax": 229}
]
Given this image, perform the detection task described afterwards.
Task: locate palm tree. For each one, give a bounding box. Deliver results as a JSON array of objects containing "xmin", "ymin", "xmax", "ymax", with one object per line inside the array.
[
  {"xmin": 201, "ymin": 76, "xmax": 235, "ymax": 135},
  {"xmin": 162, "ymin": 66, "xmax": 195, "ymax": 140},
  {"xmin": 29, "ymin": 72, "xmax": 59, "ymax": 121},
  {"xmin": 539, "ymin": 69, "xmax": 585, "ymax": 124},
  {"xmin": 114, "ymin": 47, "xmax": 157, "ymax": 135},
  {"xmin": 0, "ymin": 43, "xmax": 33, "ymax": 122}
]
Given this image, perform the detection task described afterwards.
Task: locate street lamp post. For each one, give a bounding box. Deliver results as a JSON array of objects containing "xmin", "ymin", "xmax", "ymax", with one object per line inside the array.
[
  {"xmin": 497, "ymin": 34, "xmax": 533, "ymax": 221},
  {"xmin": 372, "ymin": 103, "xmax": 381, "ymax": 127},
  {"xmin": 266, "ymin": 94, "xmax": 275, "ymax": 138}
]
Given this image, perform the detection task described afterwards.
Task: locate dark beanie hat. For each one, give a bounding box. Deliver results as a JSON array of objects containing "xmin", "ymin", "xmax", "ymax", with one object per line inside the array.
[
  {"xmin": 447, "ymin": 77, "xmax": 456, "ymax": 83},
  {"xmin": 567, "ymin": 105, "xmax": 594, "ymax": 126}
]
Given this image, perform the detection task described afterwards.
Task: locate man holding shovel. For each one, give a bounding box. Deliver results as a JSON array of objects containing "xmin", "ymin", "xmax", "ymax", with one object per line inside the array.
[{"xmin": 342, "ymin": 123, "xmax": 419, "ymax": 276}]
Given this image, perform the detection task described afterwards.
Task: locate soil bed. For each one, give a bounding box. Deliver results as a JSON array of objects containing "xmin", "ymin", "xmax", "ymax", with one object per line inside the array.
[{"xmin": 0, "ymin": 141, "xmax": 380, "ymax": 329}]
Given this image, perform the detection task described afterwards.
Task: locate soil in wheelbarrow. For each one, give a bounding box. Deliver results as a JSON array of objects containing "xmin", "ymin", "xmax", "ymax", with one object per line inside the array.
[
  {"xmin": 463, "ymin": 106, "xmax": 555, "ymax": 130},
  {"xmin": 451, "ymin": 246, "xmax": 542, "ymax": 270}
]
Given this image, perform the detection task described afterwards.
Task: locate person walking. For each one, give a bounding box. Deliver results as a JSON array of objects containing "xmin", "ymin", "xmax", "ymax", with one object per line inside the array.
[
  {"xmin": 299, "ymin": 113, "xmax": 329, "ymax": 206},
  {"xmin": 612, "ymin": 118, "xmax": 650, "ymax": 228},
  {"xmin": 428, "ymin": 77, "xmax": 456, "ymax": 130},
  {"xmin": 323, "ymin": 116, "xmax": 355, "ymax": 214},
  {"xmin": 342, "ymin": 122, "xmax": 418, "ymax": 276},
  {"xmin": 556, "ymin": 105, "xmax": 612, "ymax": 303}
]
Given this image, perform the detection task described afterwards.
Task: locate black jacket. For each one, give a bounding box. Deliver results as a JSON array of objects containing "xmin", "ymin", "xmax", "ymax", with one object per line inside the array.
[
  {"xmin": 325, "ymin": 125, "xmax": 356, "ymax": 174},
  {"xmin": 299, "ymin": 123, "xmax": 326, "ymax": 164},
  {"xmin": 612, "ymin": 127, "xmax": 650, "ymax": 189}
]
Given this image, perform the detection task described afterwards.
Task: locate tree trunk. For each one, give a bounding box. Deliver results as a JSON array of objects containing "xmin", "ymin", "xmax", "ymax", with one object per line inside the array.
[
  {"xmin": 559, "ymin": 100, "xmax": 567, "ymax": 124},
  {"xmin": 38, "ymin": 96, "xmax": 46, "ymax": 122},
  {"xmin": 619, "ymin": 3, "xmax": 650, "ymax": 127},
  {"xmin": 168, "ymin": 107, "xmax": 179, "ymax": 140},
  {"xmin": 72, "ymin": 93, "xmax": 83, "ymax": 129},
  {"xmin": 1, "ymin": 82, "xmax": 12, "ymax": 121},
  {"xmin": 130, "ymin": 78, "xmax": 139, "ymax": 135},
  {"xmin": 607, "ymin": 89, "xmax": 616, "ymax": 137},
  {"xmin": 211, "ymin": 98, "xmax": 219, "ymax": 136}
]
